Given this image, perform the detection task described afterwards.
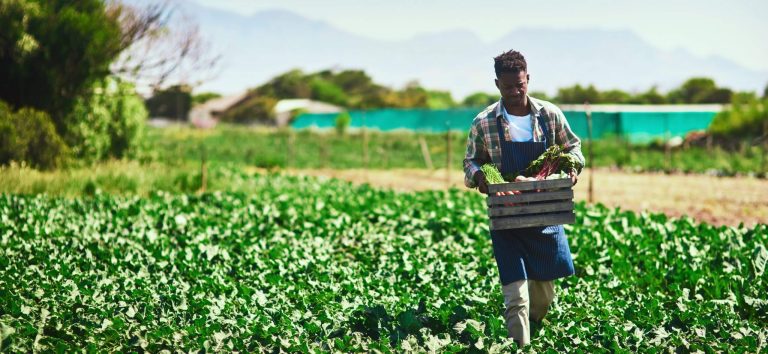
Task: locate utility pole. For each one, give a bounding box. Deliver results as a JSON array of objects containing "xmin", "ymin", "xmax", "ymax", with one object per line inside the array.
[
  {"xmin": 200, "ymin": 143, "xmax": 207, "ymax": 193},
  {"xmin": 362, "ymin": 111, "xmax": 369, "ymax": 181},
  {"xmin": 585, "ymin": 102, "xmax": 594, "ymax": 203}
]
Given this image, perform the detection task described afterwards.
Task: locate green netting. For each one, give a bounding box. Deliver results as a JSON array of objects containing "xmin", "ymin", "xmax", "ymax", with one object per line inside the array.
[
  {"xmin": 618, "ymin": 111, "xmax": 716, "ymax": 143},
  {"xmin": 560, "ymin": 111, "xmax": 621, "ymax": 141},
  {"xmin": 293, "ymin": 108, "xmax": 717, "ymax": 143},
  {"xmin": 292, "ymin": 108, "xmax": 480, "ymax": 132}
]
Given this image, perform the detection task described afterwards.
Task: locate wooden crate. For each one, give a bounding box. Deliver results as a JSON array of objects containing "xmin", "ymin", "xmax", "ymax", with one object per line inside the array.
[{"xmin": 486, "ymin": 178, "xmax": 575, "ymax": 230}]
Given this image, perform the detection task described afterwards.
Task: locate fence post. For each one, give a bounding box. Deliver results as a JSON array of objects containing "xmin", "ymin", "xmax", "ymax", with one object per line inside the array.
[
  {"xmin": 446, "ymin": 122, "xmax": 452, "ymax": 187},
  {"xmin": 200, "ymin": 143, "xmax": 207, "ymax": 193},
  {"xmin": 362, "ymin": 112, "xmax": 369, "ymax": 180},
  {"xmin": 664, "ymin": 113, "xmax": 671, "ymax": 172},
  {"xmin": 418, "ymin": 135, "xmax": 434, "ymax": 170},
  {"xmin": 585, "ymin": 102, "xmax": 594, "ymax": 204},
  {"xmin": 287, "ymin": 129, "xmax": 295, "ymax": 168},
  {"xmin": 320, "ymin": 137, "xmax": 329, "ymax": 169},
  {"xmin": 763, "ymin": 118, "xmax": 767, "ymax": 175}
]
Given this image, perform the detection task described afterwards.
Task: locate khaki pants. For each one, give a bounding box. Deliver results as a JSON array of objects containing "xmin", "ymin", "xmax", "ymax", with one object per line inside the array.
[{"xmin": 501, "ymin": 279, "xmax": 555, "ymax": 346}]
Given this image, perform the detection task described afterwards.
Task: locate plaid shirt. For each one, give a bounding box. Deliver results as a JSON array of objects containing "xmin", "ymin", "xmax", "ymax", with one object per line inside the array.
[{"xmin": 463, "ymin": 96, "xmax": 586, "ymax": 188}]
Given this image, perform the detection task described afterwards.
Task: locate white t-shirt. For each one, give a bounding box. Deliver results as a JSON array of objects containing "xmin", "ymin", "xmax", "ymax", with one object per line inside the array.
[{"xmin": 502, "ymin": 105, "xmax": 533, "ymax": 142}]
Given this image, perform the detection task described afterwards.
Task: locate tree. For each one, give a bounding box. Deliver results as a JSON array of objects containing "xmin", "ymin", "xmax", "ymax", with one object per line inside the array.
[
  {"xmin": 426, "ymin": 90, "xmax": 456, "ymax": 109},
  {"xmin": 709, "ymin": 94, "xmax": 767, "ymax": 138},
  {"xmin": 555, "ymin": 84, "xmax": 600, "ymax": 104},
  {"xmin": 64, "ymin": 77, "xmax": 147, "ymax": 161},
  {"xmin": 0, "ymin": 0, "xmax": 125, "ymax": 129},
  {"xmin": 257, "ymin": 69, "xmax": 312, "ymax": 99},
  {"xmin": 219, "ymin": 92, "xmax": 277, "ymax": 124},
  {"xmin": 330, "ymin": 70, "xmax": 375, "ymax": 94},
  {"xmin": 667, "ymin": 77, "xmax": 732, "ymax": 104},
  {"xmin": 381, "ymin": 81, "xmax": 428, "ymax": 108},
  {"xmin": 310, "ymin": 78, "xmax": 348, "ymax": 107},
  {"xmin": 108, "ymin": 0, "xmax": 220, "ymax": 89},
  {"xmin": 630, "ymin": 86, "xmax": 667, "ymax": 104},
  {"xmin": 145, "ymin": 85, "xmax": 193, "ymax": 120},
  {"xmin": 192, "ymin": 92, "xmax": 222, "ymax": 106},
  {"xmin": 528, "ymin": 91, "xmax": 551, "ymax": 102},
  {"xmin": 0, "ymin": 101, "xmax": 69, "ymax": 169},
  {"xmin": 0, "ymin": 1, "xmax": 210, "ymax": 166},
  {"xmin": 462, "ymin": 92, "xmax": 498, "ymax": 107},
  {"xmin": 600, "ymin": 89, "xmax": 632, "ymax": 104}
]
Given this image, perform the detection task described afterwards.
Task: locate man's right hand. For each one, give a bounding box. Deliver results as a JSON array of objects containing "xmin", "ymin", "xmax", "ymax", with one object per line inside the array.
[{"xmin": 473, "ymin": 171, "xmax": 489, "ymax": 194}]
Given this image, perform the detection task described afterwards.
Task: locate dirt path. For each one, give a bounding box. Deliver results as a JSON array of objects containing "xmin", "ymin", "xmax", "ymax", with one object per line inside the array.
[{"xmin": 273, "ymin": 168, "xmax": 768, "ymax": 227}]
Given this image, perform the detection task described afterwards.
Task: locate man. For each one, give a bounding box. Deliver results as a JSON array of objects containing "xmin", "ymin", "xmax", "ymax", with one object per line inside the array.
[{"xmin": 463, "ymin": 50, "xmax": 585, "ymax": 346}]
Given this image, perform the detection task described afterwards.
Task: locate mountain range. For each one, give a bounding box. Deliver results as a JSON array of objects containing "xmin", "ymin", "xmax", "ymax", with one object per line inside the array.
[{"xmin": 178, "ymin": 2, "xmax": 767, "ymax": 99}]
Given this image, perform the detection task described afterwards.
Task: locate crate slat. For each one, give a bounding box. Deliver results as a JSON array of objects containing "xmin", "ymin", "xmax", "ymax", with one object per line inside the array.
[
  {"xmin": 490, "ymin": 212, "xmax": 575, "ymax": 230},
  {"xmin": 488, "ymin": 201, "xmax": 574, "ymax": 217},
  {"xmin": 487, "ymin": 190, "xmax": 573, "ymax": 205},
  {"xmin": 487, "ymin": 178, "xmax": 572, "ymax": 193}
]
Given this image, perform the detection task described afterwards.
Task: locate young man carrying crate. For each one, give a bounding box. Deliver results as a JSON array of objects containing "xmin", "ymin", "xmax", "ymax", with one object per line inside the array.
[{"xmin": 463, "ymin": 50, "xmax": 585, "ymax": 347}]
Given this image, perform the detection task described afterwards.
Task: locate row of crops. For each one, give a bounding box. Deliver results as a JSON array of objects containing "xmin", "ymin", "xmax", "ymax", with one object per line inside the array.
[{"xmin": 1, "ymin": 172, "xmax": 766, "ymax": 352}]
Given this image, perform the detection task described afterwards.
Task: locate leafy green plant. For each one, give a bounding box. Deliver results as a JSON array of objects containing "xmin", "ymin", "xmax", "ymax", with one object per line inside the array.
[
  {"xmin": 0, "ymin": 101, "xmax": 69, "ymax": 169},
  {"xmin": 64, "ymin": 77, "xmax": 147, "ymax": 162},
  {"xmin": 0, "ymin": 173, "xmax": 765, "ymax": 352},
  {"xmin": 480, "ymin": 163, "xmax": 504, "ymax": 184},
  {"xmin": 335, "ymin": 111, "xmax": 351, "ymax": 135},
  {"xmin": 709, "ymin": 95, "xmax": 767, "ymax": 139},
  {"xmin": 524, "ymin": 144, "xmax": 580, "ymax": 178}
]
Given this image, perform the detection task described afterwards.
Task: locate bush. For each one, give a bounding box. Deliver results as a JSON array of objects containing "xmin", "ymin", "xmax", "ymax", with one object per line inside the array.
[
  {"xmin": 335, "ymin": 111, "xmax": 351, "ymax": 135},
  {"xmin": 64, "ymin": 77, "xmax": 147, "ymax": 162},
  {"xmin": 145, "ymin": 85, "xmax": 193, "ymax": 120},
  {"xmin": 709, "ymin": 95, "xmax": 767, "ymax": 138},
  {"xmin": 0, "ymin": 101, "xmax": 69, "ymax": 169},
  {"xmin": 0, "ymin": 0, "xmax": 124, "ymax": 127},
  {"xmin": 220, "ymin": 94, "xmax": 277, "ymax": 124}
]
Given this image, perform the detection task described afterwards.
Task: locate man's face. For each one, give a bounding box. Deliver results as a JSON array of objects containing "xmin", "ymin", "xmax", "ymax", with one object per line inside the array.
[{"xmin": 495, "ymin": 71, "xmax": 529, "ymax": 106}]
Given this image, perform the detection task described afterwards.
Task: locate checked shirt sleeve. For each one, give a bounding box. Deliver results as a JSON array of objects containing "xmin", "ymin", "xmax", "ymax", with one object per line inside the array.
[
  {"xmin": 551, "ymin": 106, "xmax": 586, "ymax": 174},
  {"xmin": 463, "ymin": 118, "xmax": 490, "ymax": 188}
]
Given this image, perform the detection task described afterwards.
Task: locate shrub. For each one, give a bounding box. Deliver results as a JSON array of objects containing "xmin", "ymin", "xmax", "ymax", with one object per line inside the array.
[
  {"xmin": 220, "ymin": 94, "xmax": 277, "ymax": 124},
  {"xmin": 335, "ymin": 111, "xmax": 351, "ymax": 135},
  {"xmin": 64, "ymin": 77, "xmax": 147, "ymax": 162},
  {"xmin": 145, "ymin": 85, "xmax": 193, "ymax": 120},
  {"xmin": 0, "ymin": 101, "xmax": 69, "ymax": 169},
  {"xmin": 709, "ymin": 95, "xmax": 767, "ymax": 138}
]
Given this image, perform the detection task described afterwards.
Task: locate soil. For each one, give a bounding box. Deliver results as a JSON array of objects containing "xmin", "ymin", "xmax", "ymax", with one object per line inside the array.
[{"xmin": 270, "ymin": 167, "xmax": 768, "ymax": 227}]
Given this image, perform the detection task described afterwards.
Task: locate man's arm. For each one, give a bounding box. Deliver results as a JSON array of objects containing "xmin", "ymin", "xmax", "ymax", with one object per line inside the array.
[
  {"xmin": 551, "ymin": 106, "xmax": 586, "ymax": 175},
  {"xmin": 463, "ymin": 118, "xmax": 490, "ymax": 190}
]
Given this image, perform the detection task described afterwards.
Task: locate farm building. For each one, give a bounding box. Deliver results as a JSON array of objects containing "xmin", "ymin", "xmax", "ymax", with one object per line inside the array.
[
  {"xmin": 188, "ymin": 92, "xmax": 249, "ymax": 128},
  {"xmin": 188, "ymin": 93, "xmax": 342, "ymax": 128},
  {"xmin": 273, "ymin": 99, "xmax": 342, "ymax": 127}
]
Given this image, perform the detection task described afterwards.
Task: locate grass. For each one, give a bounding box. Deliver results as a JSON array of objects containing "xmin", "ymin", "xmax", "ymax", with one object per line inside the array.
[
  {"xmin": 141, "ymin": 124, "xmax": 765, "ymax": 176},
  {"xmin": 0, "ymin": 124, "xmax": 764, "ymax": 197}
]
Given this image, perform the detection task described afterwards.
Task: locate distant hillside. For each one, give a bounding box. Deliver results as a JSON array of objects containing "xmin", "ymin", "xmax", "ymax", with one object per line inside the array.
[{"xmin": 176, "ymin": 3, "xmax": 767, "ymax": 98}]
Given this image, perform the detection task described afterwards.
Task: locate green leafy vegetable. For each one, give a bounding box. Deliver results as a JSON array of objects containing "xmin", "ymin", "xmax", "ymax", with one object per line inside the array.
[
  {"xmin": 524, "ymin": 144, "xmax": 580, "ymax": 178},
  {"xmin": 0, "ymin": 172, "xmax": 765, "ymax": 352},
  {"xmin": 480, "ymin": 164, "xmax": 505, "ymax": 184}
]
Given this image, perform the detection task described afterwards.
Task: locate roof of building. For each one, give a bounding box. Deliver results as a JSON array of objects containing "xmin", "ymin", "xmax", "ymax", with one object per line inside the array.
[
  {"xmin": 274, "ymin": 98, "xmax": 342, "ymax": 114},
  {"xmin": 193, "ymin": 92, "xmax": 250, "ymax": 114}
]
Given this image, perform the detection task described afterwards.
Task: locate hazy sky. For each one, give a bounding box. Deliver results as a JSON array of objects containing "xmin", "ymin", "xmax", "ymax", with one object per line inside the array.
[{"xmin": 193, "ymin": 0, "xmax": 768, "ymax": 72}]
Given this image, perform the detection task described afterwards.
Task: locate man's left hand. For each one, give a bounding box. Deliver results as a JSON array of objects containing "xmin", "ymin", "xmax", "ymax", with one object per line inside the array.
[{"xmin": 568, "ymin": 170, "xmax": 578, "ymax": 186}]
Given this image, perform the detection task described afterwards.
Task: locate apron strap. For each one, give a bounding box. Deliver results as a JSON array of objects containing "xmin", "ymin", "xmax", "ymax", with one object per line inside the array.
[{"xmin": 536, "ymin": 114, "xmax": 549, "ymax": 148}]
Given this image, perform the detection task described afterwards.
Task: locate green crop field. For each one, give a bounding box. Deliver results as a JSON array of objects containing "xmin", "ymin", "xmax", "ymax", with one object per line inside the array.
[{"xmin": 1, "ymin": 171, "xmax": 766, "ymax": 352}]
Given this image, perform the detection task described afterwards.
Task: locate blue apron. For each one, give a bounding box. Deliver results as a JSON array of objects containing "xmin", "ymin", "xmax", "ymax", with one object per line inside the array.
[{"xmin": 490, "ymin": 115, "xmax": 575, "ymax": 285}]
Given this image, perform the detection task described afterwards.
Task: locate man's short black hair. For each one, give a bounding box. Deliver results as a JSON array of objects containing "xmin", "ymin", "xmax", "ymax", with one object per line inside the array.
[{"xmin": 494, "ymin": 50, "xmax": 527, "ymax": 77}]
